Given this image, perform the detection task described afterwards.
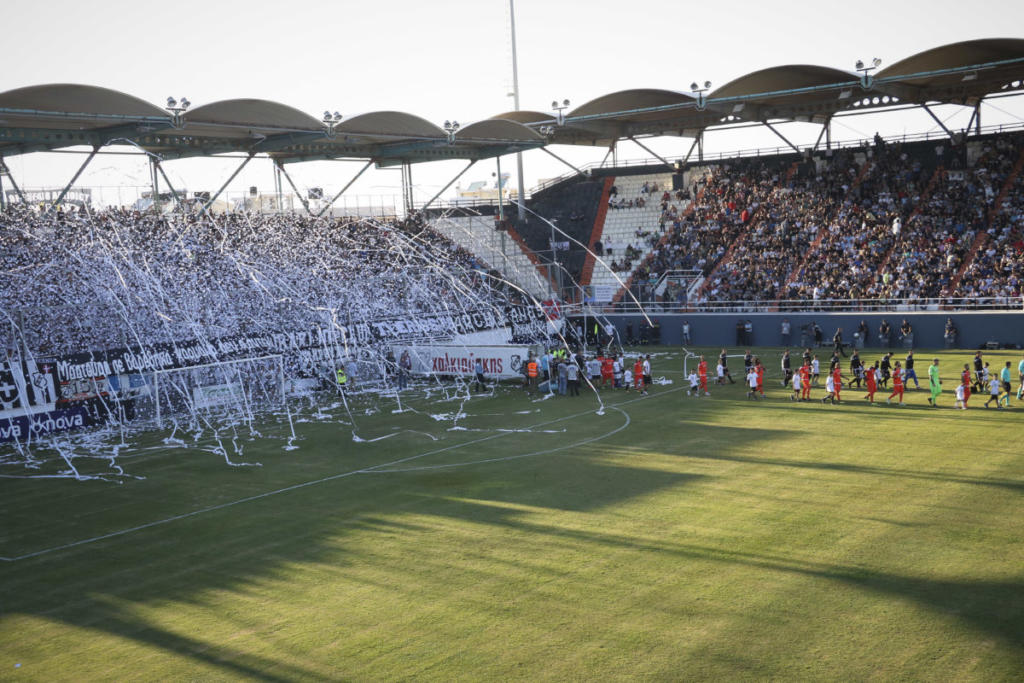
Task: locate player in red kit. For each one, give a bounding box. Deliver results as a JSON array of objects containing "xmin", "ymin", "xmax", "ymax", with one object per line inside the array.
[
  {"xmin": 633, "ymin": 357, "xmax": 646, "ymax": 395},
  {"xmin": 601, "ymin": 355, "xmax": 614, "ymax": 389},
  {"xmin": 698, "ymin": 356, "xmax": 710, "ymax": 396},
  {"xmin": 887, "ymin": 360, "xmax": 905, "ymax": 406},
  {"xmin": 755, "ymin": 360, "xmax": 765, "ymax": 397},
  {"xmin": 831, "ymin": 365, "xmax": 843, "ymax": 403},
  {"xmin": 864, "ymin": 362, "xmax": 878, "ymax": 404},
  {"xmin": 960, "ymin": 364, "xmax": 972, "ymax": 407},
  {"xmin": 799, "ymin": 362, "xmax": 812, "ymax": 401}
]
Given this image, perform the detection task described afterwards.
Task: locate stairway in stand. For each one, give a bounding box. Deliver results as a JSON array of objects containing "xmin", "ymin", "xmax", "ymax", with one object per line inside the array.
[
  {"xmin": 944, "ymin": 144, "xmax": 1024, "ymax": 295},
  {"xmin": 579, "ymin": 176, "xmax": 615, "ymax": 291},
  {"xmin": 505, "ymin": 223, "xmax": 559, "ymax": 296}
]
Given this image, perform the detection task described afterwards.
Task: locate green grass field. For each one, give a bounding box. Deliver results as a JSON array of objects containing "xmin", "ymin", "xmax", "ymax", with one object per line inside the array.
[{"xmin": 1, "ymin": 346, "xmax": 1022, "ymax": 681}]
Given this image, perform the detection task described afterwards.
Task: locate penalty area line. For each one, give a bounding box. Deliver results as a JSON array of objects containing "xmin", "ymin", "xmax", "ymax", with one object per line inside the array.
[{"xmin": 1, "ymin": 386, "xmax": 681, "ymax": 563}]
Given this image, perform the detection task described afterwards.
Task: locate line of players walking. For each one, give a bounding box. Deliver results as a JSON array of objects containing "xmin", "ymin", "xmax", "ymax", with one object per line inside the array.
[{"xmin": 696, "ymin": 348, "xmax": 1023, "ymax": 409}]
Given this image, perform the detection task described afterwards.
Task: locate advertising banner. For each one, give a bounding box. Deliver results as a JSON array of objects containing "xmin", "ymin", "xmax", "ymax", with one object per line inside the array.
[{"xmin": 392, "ymin": 345, "xmax": 535, "ymax": 380}]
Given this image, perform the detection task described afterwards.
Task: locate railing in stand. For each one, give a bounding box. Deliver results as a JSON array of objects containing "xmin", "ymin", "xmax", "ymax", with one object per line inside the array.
[{"xmin": 559, "ymin": 296, "xmax": 1024, "ymax": 315}]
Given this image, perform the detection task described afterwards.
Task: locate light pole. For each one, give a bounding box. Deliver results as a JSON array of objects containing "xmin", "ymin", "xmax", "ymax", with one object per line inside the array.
[
  {"xmin": 160, "ymin": 97, "xmax": 190, "ymax": 213},
  {"xmin": 855, "ymin": 57, "xmax": 882, "ymax": 89}
]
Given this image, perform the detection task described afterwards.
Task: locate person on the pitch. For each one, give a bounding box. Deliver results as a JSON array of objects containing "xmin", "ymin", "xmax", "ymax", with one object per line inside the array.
[
  {"xmin": 800, "ymin": 361, "xmax": 812, "ymax": 401},
  {"xmin": 984, "ymin": 373, "xmax": 1003, "ymax": 409},
  {"xmin": 698, "ymin": 355, "xmax": 709, "ymax": 396},
  {"xmin": 864, "ymin": 361, "xmax": 878, "ymax": 404},
  {"xmin": 1000, "ymin": 361, "xmax": 1013, "ymax": 408},
  {"xmin": 643, "ymin": 354, "xmax": 653, "ymax": 390},
  {"xmin": 928, "ymin": 358, "xmax": 942, "ymax": 407},
  {"xmin": 887, "ymin": 360, "xmax": 905, "ymax": 406},
  {"xmin": 633, "ymin": 357, "xmax": 647, "ymax": 395},
  {"xmin": 879, "ymin": 352, "xmax": 892, "ymax": 389},
  {"xmin": 822, "ymin": 368, "xmax": 838, "ymax": 405},
  {"xmin": 904, "ymin": 349, "xmax": 920, "ymax": 389},
  {"xmin": 789, "ymin": 364, "xmax": 802, "ymax": 401},
  {"xmin": 719, "ymin": 349, "xmax": 735, "ymax": 384},
  {"xmin": 746, "ymin": 366, "xmax": 760, "ymax": 400},
  {"xmin": 687, "ymin": 370, "xmax": 700, "ymax": 396},
  {"xmin": 755, "ymin": 359, "xmax": 765, "ymax": 397},
  {"xmin": 960, "ymin": 363, "xmax": 972, "ymax": 409}
]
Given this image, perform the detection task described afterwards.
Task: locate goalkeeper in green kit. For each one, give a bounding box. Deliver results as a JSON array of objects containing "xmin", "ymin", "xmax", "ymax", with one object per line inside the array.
[{"xmin": 928, "ymin": 358, "xmax": 942, "ymax": 407}]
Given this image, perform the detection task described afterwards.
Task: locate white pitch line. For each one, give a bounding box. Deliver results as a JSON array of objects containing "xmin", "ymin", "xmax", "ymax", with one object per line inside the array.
[
  {"xmin": 1, "ymin": 387, "xmax": 681, "ymax": 562},
  {"xmin": 368, "ymin": 406, "xmax": 631, "ymax": 473}
]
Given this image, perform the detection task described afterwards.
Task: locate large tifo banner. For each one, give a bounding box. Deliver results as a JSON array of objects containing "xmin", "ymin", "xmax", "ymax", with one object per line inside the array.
[
  {"xmin": 392, "ymin": 345, "xmax": 536, "ymax": 380},
  {"xmin": 1, "ymin": 305, "xmax": 558, "ymax": 442}
]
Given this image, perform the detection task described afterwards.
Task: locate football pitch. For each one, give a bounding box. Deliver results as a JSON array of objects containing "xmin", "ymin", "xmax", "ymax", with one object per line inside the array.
[{"xmin": 1, "ymin": 347, "xmax": 1022, "ymax": 681}]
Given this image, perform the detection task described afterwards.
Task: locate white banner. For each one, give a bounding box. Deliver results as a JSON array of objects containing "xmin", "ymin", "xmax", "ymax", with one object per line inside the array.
[
  {"xmin": 192, "ymin": 383, "xmax": 243, "ymax": 409},
  {"xmin": 392, "ymin": 345, "xmax": 536, "ymax": 380}
]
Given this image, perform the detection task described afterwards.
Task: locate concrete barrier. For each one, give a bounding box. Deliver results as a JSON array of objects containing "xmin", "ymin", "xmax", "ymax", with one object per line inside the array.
[{"xmin": 580, "ymin": 311, "xmax": 1024, "ymax": 350}]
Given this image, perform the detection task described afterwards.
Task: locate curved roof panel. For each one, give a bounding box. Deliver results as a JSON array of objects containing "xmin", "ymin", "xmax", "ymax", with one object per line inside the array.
[
  {"xmin": 336, "ymin": 111, "xmax": 444, "ymax": 140},
  {"xmin": 184, "ymin": 99, "xmax": 323, "ymax": 131},
  {"xmin": 569, "ymin": 88, "xmax": 696, "ymax": 119},
  {"xmin": 875, "ymin": 38, "xmax": 1024, "ymax": 104},
  {"xmin": 488, "ymin": 110, "xmax": 554, "ymax": 125},
  {"xmin": 712, "ymin": 65, "xmax": 857, "ymax": 100},
  {"xmin": 457, "ymin": 119, "xmax": 544, "ymax": 142},
  {"xmin": 878, "ymin": 38, "xmax": 1024, "ymax": 79},
  {"xmin": 0, "ymin": 83, "xmax": 167, "ymax": 130}
]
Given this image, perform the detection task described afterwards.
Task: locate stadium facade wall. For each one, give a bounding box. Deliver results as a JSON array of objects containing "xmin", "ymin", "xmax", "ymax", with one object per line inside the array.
[{"xmin": 596, "ymin": 312, "xmax": 1024, "ymax": 350}]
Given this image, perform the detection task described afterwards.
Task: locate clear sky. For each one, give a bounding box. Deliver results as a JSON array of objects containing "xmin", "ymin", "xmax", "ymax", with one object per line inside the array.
[{"xmin": 3, "ymin": 0, "xmax": 1023, "ymax": 209}]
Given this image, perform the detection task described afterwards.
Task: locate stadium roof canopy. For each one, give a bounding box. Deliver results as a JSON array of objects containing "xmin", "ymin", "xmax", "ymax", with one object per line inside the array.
[
  {"xmin": 1, "ymin": 38, "xmax": 1020, "ymax": 164},
  {"xmin": 489, "ymin": 38, "xmax": 1024, "ymax": 147},
  {"xmin": 0, "ymin": 38, "xmax": 1022, "ymax": 212},
  {"xmin": 0, "ymin": 85, "xmax": 546, "ymax": 166}
]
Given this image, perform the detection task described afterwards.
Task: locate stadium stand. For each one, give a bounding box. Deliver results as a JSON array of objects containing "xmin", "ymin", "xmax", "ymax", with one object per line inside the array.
[{"xmin": 429, "ymin": 213, "xmax": 553, "ymax": 300}]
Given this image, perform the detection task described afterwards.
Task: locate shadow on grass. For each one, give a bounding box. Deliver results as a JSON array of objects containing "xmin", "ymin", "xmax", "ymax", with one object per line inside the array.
[{"xmin": 0, "ymin": 436, "xmax": 713, "ymax": 677}]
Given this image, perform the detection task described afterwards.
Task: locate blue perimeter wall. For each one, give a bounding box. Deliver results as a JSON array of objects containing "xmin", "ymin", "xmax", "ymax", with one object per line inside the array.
[{"xmin": 595, "ymin": 311, "xmax": 1024, "ymax": 350}]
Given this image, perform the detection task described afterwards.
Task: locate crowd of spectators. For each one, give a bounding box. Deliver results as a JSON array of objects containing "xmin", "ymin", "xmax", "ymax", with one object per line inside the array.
[
  {"xmin": 614, "ymin": 131, "xmax": 1023, "ymax": 308},
  {"xmin": 0, "ymin": 207, "xmax": 503, "ymax": 358},
  {"xmin": 640, "ymin": 159, "xmax": 780, "ymax": 289}
]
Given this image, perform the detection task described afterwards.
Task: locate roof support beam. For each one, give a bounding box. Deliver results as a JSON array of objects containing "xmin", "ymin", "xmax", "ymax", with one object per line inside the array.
[
  {"xmin": 812, "ymin": 115, "xmax": 833, "ymax": 151},
  {"xmin": 762, "ymin": 121, "xmax": 801, "ymax": 154},
  {"xmin": 154, "ymin": 159, "xmax": 182, "ymax": 207},
  {"xmin": 422, "ymin": 160, "xmax": 476, "ymax": 211},
  {"xmin": 274, "ymin": 159, "xmax": 312, "ymax": 215},
  {"xmin": 681, "ymin": 135, "xmax": 701, "ymax": 165},
  {"xmin": 47, "ymin": 146, "xmax": 98, "ymax": 214},
  {"xmin": 0, "ymin": 158, "xmax": 28, "ymax": 205},
  {"xmin": 627, "ymin": 136, "xmax": 672, "ymax": 169},
  {"xmin": 316, "ymin": 160, "xmax": 373, "ymax": 218},
  {"xmin": 599, "ymin": 144, "xmax": 614, "ymax": 168},
  {"xmin": 539, "ymin": 146, "xmax": 584, "ymax": 176},
  {"xmin": 203, "ymin": 153, "xmax": 254, "ymax": 213},
  {"xmin": 920, "ymin": 103, "xmax": 955, "ymax": 139}
]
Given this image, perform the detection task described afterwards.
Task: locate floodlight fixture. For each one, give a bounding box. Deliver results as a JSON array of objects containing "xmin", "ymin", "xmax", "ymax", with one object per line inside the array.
[
  {"xmin": 855, "ymin": 57, "xmax": 882, "ymax": 89},
  {"xmin": 552, "ymin": 98, "xmax": 570, "ymax": 125},
  {"xmin": 165, "ymin": 96, "xmax": 191, "ymax": 127}
]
